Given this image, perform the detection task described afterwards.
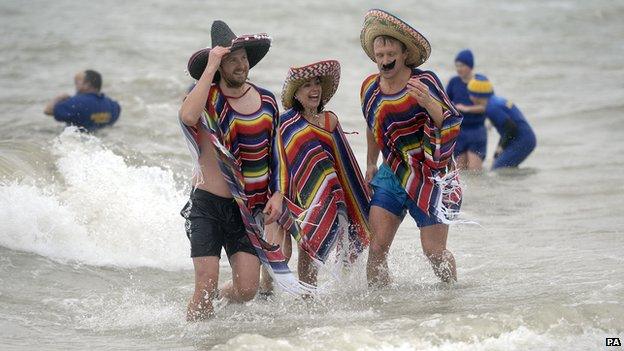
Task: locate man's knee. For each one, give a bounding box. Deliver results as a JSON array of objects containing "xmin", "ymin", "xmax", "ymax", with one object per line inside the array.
[
  {"xmin": 234, "ymin": 282, "xmax": 258, "ymax": 301},
  {"xmin": 369, "ymin": 225, "xmax": 397, "ymax": 251},
  {"xmin": 195, "ymin": 270, "xmax": 217, "ymax": 289},
  {"xmin": 420, "ymin": 224, "xmax": 448, "ymax": 253}
]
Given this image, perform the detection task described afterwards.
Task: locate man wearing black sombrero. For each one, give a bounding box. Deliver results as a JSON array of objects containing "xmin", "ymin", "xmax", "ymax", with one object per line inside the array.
[
  {"xmin": 359, "ymin": 9, "xmax": 464, "ymax": 286},
  {"xmin": 179, "ymin": 20, "xmax": 283, "ymax": 320}
]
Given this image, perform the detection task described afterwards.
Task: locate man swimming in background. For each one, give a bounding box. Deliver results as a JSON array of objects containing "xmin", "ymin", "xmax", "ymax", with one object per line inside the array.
[{"xmin": 44, "ymin": 70, "xmax": 120, "ymax": 131}]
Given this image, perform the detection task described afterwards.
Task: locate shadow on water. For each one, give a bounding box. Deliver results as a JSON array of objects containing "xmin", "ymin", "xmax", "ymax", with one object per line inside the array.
[{"xmin": 492, "ymin": 167, "xmax": 539, "ymax": 178}]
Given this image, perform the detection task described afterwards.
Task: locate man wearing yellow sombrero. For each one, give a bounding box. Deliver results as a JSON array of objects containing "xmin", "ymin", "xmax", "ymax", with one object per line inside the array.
[
  {"xmin": 178, "ymin": 20, "xmax": 287, "ymax": 320},
  {"xmin": 359, "ymin": 9, "xmax": 464, "ymax": 286}
]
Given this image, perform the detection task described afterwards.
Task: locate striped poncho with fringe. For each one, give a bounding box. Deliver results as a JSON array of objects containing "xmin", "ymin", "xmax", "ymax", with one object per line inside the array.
[
  {"xmin": 180, "ymin": 83, "xmax": 313, "ymax": 295},
  {"xmin": 272, "ymin": 109, "xmax": 371, "ymax": 263},
  {"xmin": 360, "ymin": 68, "xmax": 463, "ymax": 222}
]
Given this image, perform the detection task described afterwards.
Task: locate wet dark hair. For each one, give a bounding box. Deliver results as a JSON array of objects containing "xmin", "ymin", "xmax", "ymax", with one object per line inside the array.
[
  {"xmin": 84, "ymin": 70, "xmax": 102, "ymax": 91},
  {"xmin": 292, "ymin": 99, "xmax": 324, "ymax": 113},
  {"xmin": 374, "ymin": 35, "xmax": 407, "ymax": 52}
]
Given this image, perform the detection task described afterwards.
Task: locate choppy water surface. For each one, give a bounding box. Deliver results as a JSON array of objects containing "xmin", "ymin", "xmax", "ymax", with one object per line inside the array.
[{"xmin": 1, "ymin": 0, "xmax": 623, "ymax": 350}]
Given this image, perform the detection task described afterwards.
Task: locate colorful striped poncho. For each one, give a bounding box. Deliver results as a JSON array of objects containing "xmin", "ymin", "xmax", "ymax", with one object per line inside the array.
[
  {"xmin": 360, "ymin": 68, "xmax": 463, "ymax": 222},
  {"xmin": 272, "ymin": 109, "xmax": 371, "ymax": 263},
  {"xmin": 201, "ymin": 83, "xmax": 277, "ymax": 212},
  {"xmin": 180, "ymin": 83, "xmax": 313, "ymax": 294}
]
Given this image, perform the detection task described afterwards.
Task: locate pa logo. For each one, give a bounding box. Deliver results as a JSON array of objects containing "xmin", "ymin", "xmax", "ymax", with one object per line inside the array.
[{"xmin": 606, "ymin": 337, "xmax": 621, "ymax": 347}]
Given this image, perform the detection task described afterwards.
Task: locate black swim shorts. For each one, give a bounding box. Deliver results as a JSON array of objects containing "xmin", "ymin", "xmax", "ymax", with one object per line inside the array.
[{"xmin": 180, "ymin": 188, "xmax": 257, "ymax": 258}]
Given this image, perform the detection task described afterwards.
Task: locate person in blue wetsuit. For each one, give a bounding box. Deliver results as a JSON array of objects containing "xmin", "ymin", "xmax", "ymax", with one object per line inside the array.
[
  {"xmin": 467, "ymin": 75, "xmax": 536, "ymax": 169},
  {"xmin": 44, "ymin": 70, "xmax": 121, "ymax": 131},
  {"xmin": 446, "ymin": 49, "xmax": 487, "ymax": 171}
]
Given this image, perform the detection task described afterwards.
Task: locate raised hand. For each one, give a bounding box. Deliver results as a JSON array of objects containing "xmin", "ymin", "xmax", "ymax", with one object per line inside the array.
[
  {"xmin": 206, "ymin": 46, "xmax": 231, "ymax": 72},
  {"xmin": 406, "ymin": 78, "xmax": 434, "ymax": 108},
  {"xmin": 407, "ymin": 77, "xmax": 444, "ymax": 128}
]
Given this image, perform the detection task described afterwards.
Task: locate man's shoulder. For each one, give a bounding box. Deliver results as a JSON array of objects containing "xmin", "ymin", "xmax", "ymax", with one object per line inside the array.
[
  {"xmin": 207, "ymin": 83, "xmax": 220, "ymax": 97},
  {"xmin": 486, "ymin": 96, "xmax": 507, "ymax": 113},
  {"xmin": 205, "ymin": 84, "xmax": 225, "ymax": 112},
  {"xmin": 251, "ymin": 84, "xmax": 276, "ymax": 100},
  {"xmin": 490, "ymin": 95, "xmax": 506, "ymax": 106},
  {"xmin": 71, "ymin": 93, "xmax": 114, "ymax": 104},
  {"xmin": 412, "ymin": 68, "xmax": 441, "ymax": 80},
  {"xmin": 250, "ymin": 83, "xmax": 279, "ymax": 110},
  {"xmin": 412, "ymin": 68, "xmax": 445, "ymax": 91},
  {"xmin": 360, "ymin": 73, "xmax": 379, "ymax": 99},
  {"xmin": 53, "ymin": 94, "xmax": 91, "ymax": 121},
  {"xmin": 54, "ymin": 94, "xmax": 86, "ymax": 112},
  {"xmin": 201, "ymin": 83, "xmax": 220, "ymax": 99},
  {"xmin": 98, "ymin": 93, "xmax": 120, "ymax": 107},
  {"xmin": 61, "ymin": 94, "xmax": 87, "ymax": 104},
  {"xmin": 493, "ymin": 96, "xmax": 516, "ymax": 112},
  {"xmin": 361, "ymin": 73, "xmax": 379, "ymax": 87}
]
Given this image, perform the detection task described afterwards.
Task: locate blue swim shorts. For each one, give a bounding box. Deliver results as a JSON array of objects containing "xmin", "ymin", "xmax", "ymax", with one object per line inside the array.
[{"xmin": 369, "ymin": 164, "xmax": 442, "ymax": 228}]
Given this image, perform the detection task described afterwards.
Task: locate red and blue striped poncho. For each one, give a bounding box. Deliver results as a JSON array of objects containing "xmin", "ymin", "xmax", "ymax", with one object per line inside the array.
[
  {"xmin": 360, "ymin": 68, "xmax": 463, "ymax": 220},
  {"xmin": 272, "ymin": 109, "xmax": 371, "ymax": 263}
]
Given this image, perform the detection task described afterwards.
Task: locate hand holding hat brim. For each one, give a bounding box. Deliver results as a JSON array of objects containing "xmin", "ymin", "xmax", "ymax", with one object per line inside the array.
[{"xmin": 187, "ymin": 34, "xmax": 272, "ymax": 81}]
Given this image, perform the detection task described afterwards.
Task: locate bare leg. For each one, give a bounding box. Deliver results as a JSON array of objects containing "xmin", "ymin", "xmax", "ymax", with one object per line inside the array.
[
  {"xmin": 187, "ymin": 256, "xmax": 219, "ymax": 321},
  {"xmin": 466, "ymin": 151, "xmax": 483, "ymax": 171},
  {"xmin": 420, "ymin": 224, "xmax": 457, "ymax": 283},
  {"xmin": 456, "ymin": 152, "xmax": 468, "ymax": 170},
  {"xmin": 259, "ymin": 224, "xmax": 291, "ymax": 294},
  {"xmin": 220, "ymin": 251, "xmax": 260, "ymax": 302},
  {"xmin": 282, "ymin": 227, "xmax": 292, "ymax": 260},
  {"xmin": 298, "ymin": 211, "xmax": 349, "ymax": 289},
  {"xmin": 297, "ymin": 243, "xmax": 318, "ymax": 286},
  {"xmin": 366, "ymin": 205, "xmax": 402, "ymax": 287}
]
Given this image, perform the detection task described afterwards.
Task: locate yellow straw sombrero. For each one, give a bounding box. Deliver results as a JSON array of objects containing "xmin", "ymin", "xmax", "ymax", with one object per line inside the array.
[
  {"xmin": 360, "ymin": 9, "xmax": 431, "ymax": 67},
  {"xmin": 281, "ymin": 60, "xmax": 341, "ymax": 110}
]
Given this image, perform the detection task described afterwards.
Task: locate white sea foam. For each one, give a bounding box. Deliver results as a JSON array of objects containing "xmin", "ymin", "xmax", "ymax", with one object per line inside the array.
[
  {"xmin": 0, "ymin": 128, "xmax": 191, "ymax": 270},
  {"xmin": 212, "ymin": 323, "xmax": 605, "ymax": 351},
  {"xmin": 2, "ymin": 0, "xmax": 624, "ymax": 349}
]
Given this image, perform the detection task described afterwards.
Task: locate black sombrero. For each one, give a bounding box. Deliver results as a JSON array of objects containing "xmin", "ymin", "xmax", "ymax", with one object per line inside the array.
[{"xmin": 187, "ymin": 20, "xmax": 271, "ymax": 81}]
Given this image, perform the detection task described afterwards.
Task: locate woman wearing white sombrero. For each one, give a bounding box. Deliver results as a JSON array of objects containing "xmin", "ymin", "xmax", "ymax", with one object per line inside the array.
[
  {"xmin": 359, "ymin": 9, "xmax": 464, "ymax": 286},
  {"xmin": 265, "ymin": 60, "xmax": 372, "ymax": 287}
]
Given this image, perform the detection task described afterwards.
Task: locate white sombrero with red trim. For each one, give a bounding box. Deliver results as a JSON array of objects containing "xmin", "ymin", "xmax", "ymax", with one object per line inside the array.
[{"xmin": 281, "ymin": 60, "xmax": 341, "ymax": 110}]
